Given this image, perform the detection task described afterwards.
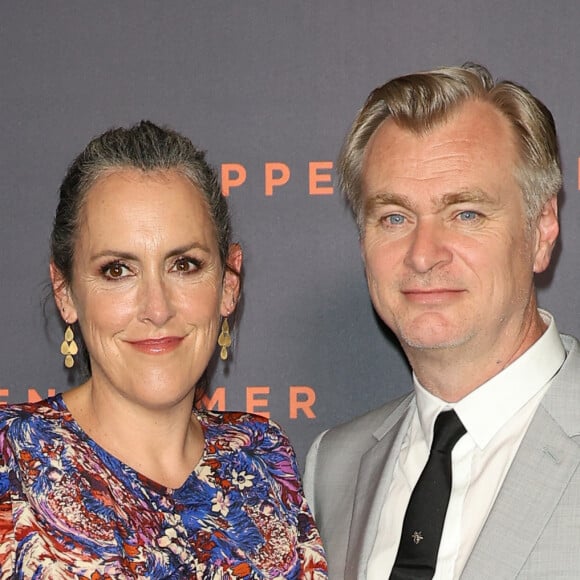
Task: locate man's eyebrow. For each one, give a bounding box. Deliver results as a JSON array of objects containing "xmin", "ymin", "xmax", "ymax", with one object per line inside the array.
[
  {"xmin": 363, "ymin": 191, "xmax": 414, "ymax": 214},
  {"xmin": 439, "ymin": 189, "xmax": 494, "ymax": 206},
  {"xmin": 363, "ymin": 188, "xmax": 495, "ymax": 215}
]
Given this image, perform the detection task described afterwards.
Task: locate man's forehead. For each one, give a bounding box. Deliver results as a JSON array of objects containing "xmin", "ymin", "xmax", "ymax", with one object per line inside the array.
[
  {"xmin": 361, "ymin": 101, "xmax": 519, "ymax": 194},
  {"xmin": 365, "ymin": 99, "xmax": 514, "ymax": 156}
]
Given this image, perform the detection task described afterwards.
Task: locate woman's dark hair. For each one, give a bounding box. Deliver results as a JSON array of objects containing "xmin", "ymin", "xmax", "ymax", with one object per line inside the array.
[{"xmin": 52, "ymin": 120, "xmax": 232, "ymax": 282}]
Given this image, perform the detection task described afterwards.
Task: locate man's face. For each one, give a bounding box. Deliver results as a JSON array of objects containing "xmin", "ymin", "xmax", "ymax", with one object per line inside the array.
[{"xmin": 360, "ymin": 100, "xmax": 557, "ymax": 368}]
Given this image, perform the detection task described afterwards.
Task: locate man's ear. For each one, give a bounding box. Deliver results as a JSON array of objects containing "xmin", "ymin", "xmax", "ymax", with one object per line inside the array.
[
  {"xmin": 49, "ymin": 262, "xmax": 78, "ymax": 323},
  {"xmin": 221, "ymin": 243, "xmax": 243, "ymax": 317},
  {"xmin": 360, "ymin": 236, "xmax": 367, "ymax": 265},
  {"xmin": 533, "ymin": 197, "xmax": 559, "ymax": 274}
]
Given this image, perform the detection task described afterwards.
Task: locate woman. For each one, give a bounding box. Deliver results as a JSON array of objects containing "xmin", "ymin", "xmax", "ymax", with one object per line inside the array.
[{"xmin": 0, "ymin": 121, "xmax": 327, "ymax": 579}]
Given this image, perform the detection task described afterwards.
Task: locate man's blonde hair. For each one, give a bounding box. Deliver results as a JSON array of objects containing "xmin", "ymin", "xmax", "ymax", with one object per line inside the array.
[{"xmin": 339, "ymin": 63, "xmax": 562, "ymax": 230}]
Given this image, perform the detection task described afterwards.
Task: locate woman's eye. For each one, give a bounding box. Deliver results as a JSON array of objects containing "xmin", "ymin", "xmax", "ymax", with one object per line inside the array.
[
  {"xmin": 171, "ymin": 257, "xmax": 201, "ymax": 273},
  {"xmin": 101, "ymin": 262, "xmax": 129, "ymax": 279}
]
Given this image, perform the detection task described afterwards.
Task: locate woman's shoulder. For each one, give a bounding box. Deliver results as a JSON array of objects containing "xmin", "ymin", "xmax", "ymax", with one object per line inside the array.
[
  {"xmin": 196, "ymin": 409, "xmax": 293, "ymax": 455},
  {"xmin": 193, "ymin": 409, "xmax": 303, "ymax": 503},
  {"xmin": 0, "ymin": 394, "xmax": 66, "ymax": 437},
  {"xmin": 197, "ymin": 409, "xmax": 286, "ymax": 435}
]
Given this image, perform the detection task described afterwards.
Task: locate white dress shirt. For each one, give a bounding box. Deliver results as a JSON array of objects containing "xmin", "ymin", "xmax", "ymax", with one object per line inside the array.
[{"xmin": 367, "ymin": 310, "xmax": 566, "ymax": 579}]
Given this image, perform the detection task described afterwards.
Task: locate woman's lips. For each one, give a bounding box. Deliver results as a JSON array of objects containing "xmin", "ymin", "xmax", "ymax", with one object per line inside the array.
[{"xmin": 127, "ymin": 337, "xmax": 184, "ymax": 354}]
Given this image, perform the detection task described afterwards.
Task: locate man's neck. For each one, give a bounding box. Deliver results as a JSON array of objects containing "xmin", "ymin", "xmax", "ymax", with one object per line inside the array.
[{"xmin": 407, "ymin": 311, "xmax": 548, "ymax": 402}]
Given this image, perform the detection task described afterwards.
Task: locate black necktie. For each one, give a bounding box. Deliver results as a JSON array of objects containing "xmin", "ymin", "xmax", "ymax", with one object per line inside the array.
[{"xmin": 389, "ymin": 409, "xmax": 466, "ymax": 580}]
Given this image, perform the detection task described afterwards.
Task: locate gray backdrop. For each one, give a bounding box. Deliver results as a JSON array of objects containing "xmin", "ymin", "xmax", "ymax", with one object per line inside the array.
[{"xmin": 2, "ymin": 2, "xmax": 579, "ymax": 467}]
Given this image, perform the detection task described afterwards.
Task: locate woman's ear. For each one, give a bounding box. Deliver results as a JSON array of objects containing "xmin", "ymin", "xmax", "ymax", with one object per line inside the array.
[
  {"xmin": 49, "ymin": 262, "xmax": 78, "ymax": 323},
  {"xmin": 221, "ymin": 243, "xmax": 243, "ymax": 317}
]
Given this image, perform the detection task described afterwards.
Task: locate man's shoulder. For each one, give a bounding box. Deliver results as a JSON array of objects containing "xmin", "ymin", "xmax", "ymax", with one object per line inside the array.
[
  {"xmin": 318, "ymin": 392, "xmax": 413, "ymax": 451},
  {"xmin": 560, "ymin": 332, "xmax": 580, "ymax": 350},
  {"xmin": 538, "ymin": 333, "xmax": 580, "ymax": 437},
  {"xmin": 557, "ymin": 333, "xmax": 580, "ymax": 384}
]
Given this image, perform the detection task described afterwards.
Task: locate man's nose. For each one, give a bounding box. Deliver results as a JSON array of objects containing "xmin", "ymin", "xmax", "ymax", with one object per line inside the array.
[{"xmin": 403, "ymin": 218, "xmax": 453, "ymax": 273}]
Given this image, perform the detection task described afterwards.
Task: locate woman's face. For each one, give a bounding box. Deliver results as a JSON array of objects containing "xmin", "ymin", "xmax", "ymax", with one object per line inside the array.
[{"xmin": 52, "ymin": 168, "xmax": 240, "ymax": 410}]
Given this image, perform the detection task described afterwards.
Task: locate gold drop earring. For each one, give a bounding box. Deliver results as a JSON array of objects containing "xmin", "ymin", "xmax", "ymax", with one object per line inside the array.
[
  {"xmin": 218, "ymin": 318, "xmax": 232, "ymax": 361},
  {"xmin": 60, "ymin": 324, "xmax": 78, "ymax": 368}
]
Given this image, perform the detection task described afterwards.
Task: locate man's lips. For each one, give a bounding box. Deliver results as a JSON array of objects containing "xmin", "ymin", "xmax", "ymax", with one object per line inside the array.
[
  {"xmin": 127, "ymin": 337, "xmax": 184, "ymax": 354},
  {"xmin": 401, "ymin": 288, "xmax": 465, "ymax": 304}
]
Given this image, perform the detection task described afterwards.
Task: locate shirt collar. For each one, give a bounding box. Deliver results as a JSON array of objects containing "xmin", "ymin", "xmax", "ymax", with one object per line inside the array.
[{"xmin": 414, "ymin": 310, "xmax": 565, "ymax": 449}]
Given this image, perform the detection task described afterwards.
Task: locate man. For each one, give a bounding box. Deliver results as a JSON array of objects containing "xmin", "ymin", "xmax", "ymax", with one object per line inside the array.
[{"xmin": 304, "ymin": 63, "xmax": 580, "ymax": 579}]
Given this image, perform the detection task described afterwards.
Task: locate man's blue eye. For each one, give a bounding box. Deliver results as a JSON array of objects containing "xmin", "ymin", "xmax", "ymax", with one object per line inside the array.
[
  {"xmin": 386, "ymin": 214, "xmax": 405, "ymax": 225},
  {"xmin": 459, "ymin": 210, "xmax": 478, "ymax": 221}
]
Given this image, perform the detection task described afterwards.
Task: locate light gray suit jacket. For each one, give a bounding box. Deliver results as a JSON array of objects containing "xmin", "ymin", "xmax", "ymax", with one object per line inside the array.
[{"xmin": 304, "ymin": 334, "xmax": 580, "ymax": 579}]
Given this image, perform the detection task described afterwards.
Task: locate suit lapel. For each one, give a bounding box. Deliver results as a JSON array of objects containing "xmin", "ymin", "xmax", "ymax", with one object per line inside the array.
[
  {"xmin": 462, "ymin": 399, "xmax": 580, "ymax": 578},
  {"xmin": 345, "ymin": 395, "xmax": 414, "ymax": 579}
]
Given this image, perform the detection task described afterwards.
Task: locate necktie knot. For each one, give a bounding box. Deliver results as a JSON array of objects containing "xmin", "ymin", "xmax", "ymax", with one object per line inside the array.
[{"xmin": 432, "ymin": 409, "xmax": 466, "ymax": 453}]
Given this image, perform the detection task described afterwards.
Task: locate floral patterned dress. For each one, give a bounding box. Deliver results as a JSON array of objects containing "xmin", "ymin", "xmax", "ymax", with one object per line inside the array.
[{"xmin": 0, "ymin": 395, "xmax": 327, "ymax": 579}]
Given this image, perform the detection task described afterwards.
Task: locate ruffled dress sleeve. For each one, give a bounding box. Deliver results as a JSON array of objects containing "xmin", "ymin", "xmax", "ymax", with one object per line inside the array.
[
  {"xmin": 0, "ymin": 418, "xmax": 17, "ymax": 578},
  {"xmin": 251, "ymin": 416, "xmax": 328, "ymax": 578}
]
